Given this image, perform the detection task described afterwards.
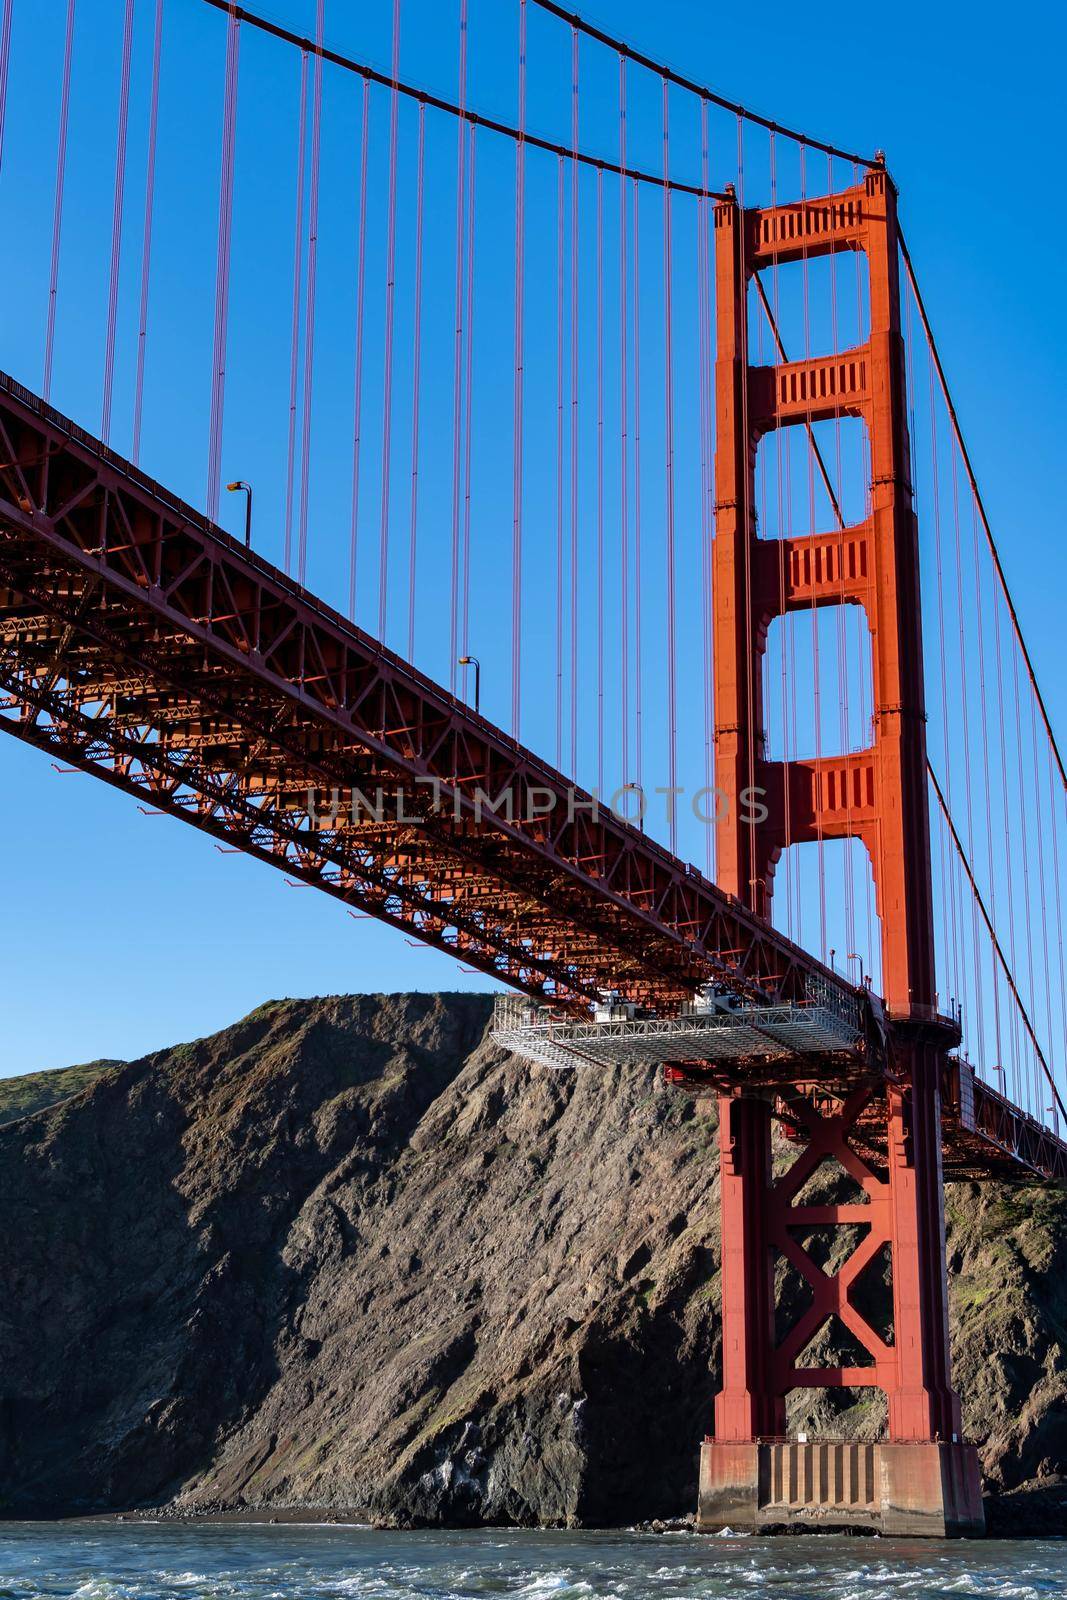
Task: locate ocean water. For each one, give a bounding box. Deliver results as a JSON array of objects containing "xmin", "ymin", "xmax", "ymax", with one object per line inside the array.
[{"xmin": 0, "ymin": 1525, "xmax": 1063, "ymax": 1600}]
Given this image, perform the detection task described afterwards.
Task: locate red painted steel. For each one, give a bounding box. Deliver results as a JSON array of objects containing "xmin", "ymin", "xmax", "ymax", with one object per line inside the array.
[
  {"xmin": 0, "ymin": 369, "xmax": 851, "ymax": 1024},
  {"xmin": 3, "ymin": 0, "xmax": 1065, "ymax": 1538},
  {"xmin": 710, "ymin": 166, "xmax": 967, "ymax": 1447},
  {"xmin": 0, "ymin": 362, "xmax": 1060, "ymax": 1203}
]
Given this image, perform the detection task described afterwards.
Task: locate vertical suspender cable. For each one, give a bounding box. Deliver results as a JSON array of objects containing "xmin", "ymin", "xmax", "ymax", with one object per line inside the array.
[
  {"xmin": 569, "ymin": 24, "xmax": 579, "ymax": 774},
  {"xmin": 698, "ymin": 100, "xmax": 714, "ymax": 877},
  {"xmin": 296, "ymin": 0, "xmax": 324, "ymax": 584},
  {"xmin": 756, "ymin": 223, "xmax": 873, "ymax": 954},
  {"xmin": 857, "ymin": 163, "xmax": 875, "ymax": 981},
  {"xmin": 992, "ymin": 559, "xmax": 1023, "ymax": 1098},
  {"xmin": 348, "ymin": 73, "xmax": 369, "ymax": 617},
  {"xmin": 512, "ymin": 0, "xmax": 526, "ymax": 737},
  {"xmin": 1046, "ymin": 729, "xmax": 1067, "ymax": 1097},
  {"xmin": 101, "ymin": 0, "xmax": 135, "ymax": 443},
  {"xmin": 808, "ymin": 165, "xmax": 825, "ymax": 955},
  {"xmin": 618, "ymin": 57, "xmax": 629, "ymax": 788},
  {"xmin": 449, "ymin": 0, "xmax": 468, "ymax": 692},
  {"xmin": 900, "ymin": 238, "xmax": 1067, "ymax": 796},
  {"xmin": 782, "ymin": 271, "xmax": 801, "ymax": 939},
  {"xmin": 947, "ymin": 462, "xmax": 975, "ymax": 1048},
  {"xmin": 827, "ymin": 153, "xmax": 855, "ymax": 961},
  {"xmin": 460, "ymin": 127, "xmax": 477, "ymax": 662},
  {"xmin": 377, "ymin": 0, "xmax": 400, "ymax": 636},
  {"xmin": 283, "ymin": 50, "xmax": 308, "ymax": 573},
  {"xmin": 595, "ymin": 163, "xmax": 604, "ymax": 791},
  {"xmin": 1011, "ymin": 639, "xmax": 1041, "ymax": 1112},
  {"xmin": 43, "ymin": 0, "xmax": 77, "ymax": 403},
  {"xmin": 785, "ymin": 415, "xmax": 801, "ymax": 937},
  {"xmin": 406, "ymin": 100, "xmax": 425, "ymax": 663},
  {"xmin": 902, "ymin": 240, "xmax": 1067, "ymax": 1093},
  {"xmin": 928, "ymin": 353, "xmax": 961, "ymax": 1012},
  {"xmin": 768, "ymin": 133, "xmax": 793, "ymax": 932},
  {"xmin": 632, "ymin": 175, "xmax": 642, "ymax": 795},
  {"xmin": 926, "ymin": 760, "xmax": 1067, "ymax": 1125},
  {"xmin": 0, "ymin": 0, "xmax": 14, "ymax": 177},
  {"xmin": 132, "ymin": 0, "xmax": 164, "ymax": 466},
  {"xmin": 206, "ymin": 5, "xmax": 240, "ymax": 523},
  {"xmin": 1027, "ymin": 686, "xmax": 1056, "ymax": 1102},
  {"xmin": 797, "ymin": 145, "xmax": 826, "ymax": 953},
  {"xmin": 662, "ymin": 77, "xmax": 677, "ymax": 853},
  {"xmin": 738, "ymin": 117, "xmax": 762, "ymax": 916},
  {"xmin": 754, "ymin": 243, "xmax": 770, "ymax": 882},
  {"xmin": 761, "ymin": 171, "xmax": 803, "ymax": 936},
  {"xmin": 906, "ymin": 293, "xmax": 936, "ymax": 1002},
  {"xmin": 949, "ymin": 449, "xmax": 985, "ymax": 1062},
  {"xmin": 555, "ymin": 154, "xmax": 565, "ymax": 768},
  {"xmin": 970, "ymin": 488, "xmax": 1004, "ymax": 1078}
]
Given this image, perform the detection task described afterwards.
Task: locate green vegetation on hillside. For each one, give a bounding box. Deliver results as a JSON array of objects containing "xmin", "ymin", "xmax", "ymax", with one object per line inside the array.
[{"xmin": 0, "ymin": 1059, "xmax": 123, "ymax": 1127}]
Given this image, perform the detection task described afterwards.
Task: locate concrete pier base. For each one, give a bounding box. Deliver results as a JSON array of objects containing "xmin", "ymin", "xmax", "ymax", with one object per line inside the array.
[{"xmin": 696, "ymin": 1439, "xmax": 985, "ymax": 1536}]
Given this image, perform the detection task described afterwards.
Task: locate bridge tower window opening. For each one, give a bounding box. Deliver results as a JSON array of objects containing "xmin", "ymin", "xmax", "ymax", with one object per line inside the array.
[
  {"xmin": 753, "ymin": 415, "xmax": 870, "ymax": 542},
  {"xmin": 747, "ymin": 250, "xmax": 871, "ymax": 375},
  {"xmin": 769, "ymin": 837, "xmax": 881, "ymax": 997}
]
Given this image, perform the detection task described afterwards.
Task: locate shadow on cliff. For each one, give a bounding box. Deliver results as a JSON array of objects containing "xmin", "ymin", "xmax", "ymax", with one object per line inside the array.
[
  {"xmin": 1, "ymin": 992, "xmax": 1065, "ymax": 1527},
  {"xmin": 0, "ymin": 992, "xmax": 489, "ymax": 1516}
]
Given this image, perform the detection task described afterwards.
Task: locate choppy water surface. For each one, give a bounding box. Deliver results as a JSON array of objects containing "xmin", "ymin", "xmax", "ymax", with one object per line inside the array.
[{"xmin": 0, "ymin": 1524, "xmax": 1063, "ymax": 1600}]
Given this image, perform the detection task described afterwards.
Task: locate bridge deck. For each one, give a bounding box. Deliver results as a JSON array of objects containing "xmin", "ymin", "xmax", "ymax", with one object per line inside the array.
[
  {"xmin": 0, "ymin": 369, "xmax": 1062, "ymax": 1183},
  {"xmin": 0, "ymin": 369, "xmax": 850, "ymax": 1017}
]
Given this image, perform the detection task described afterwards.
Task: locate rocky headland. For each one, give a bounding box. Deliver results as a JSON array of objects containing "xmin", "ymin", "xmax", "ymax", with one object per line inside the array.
[{"xmin": 0, "ymin": 991, "xmax": 1064, "ymax": 1533}]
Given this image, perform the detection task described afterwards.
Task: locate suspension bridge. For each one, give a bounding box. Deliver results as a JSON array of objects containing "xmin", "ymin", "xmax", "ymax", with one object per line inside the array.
[{"xmin": 0, "ymin": 0, "xmax": 1064, "ymax": 1539}]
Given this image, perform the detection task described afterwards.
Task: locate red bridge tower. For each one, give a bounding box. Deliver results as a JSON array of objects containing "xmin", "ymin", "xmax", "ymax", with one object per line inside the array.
[{"xmin": 698, "ymin": 165, "xmax": 985, "ymax": 1535}]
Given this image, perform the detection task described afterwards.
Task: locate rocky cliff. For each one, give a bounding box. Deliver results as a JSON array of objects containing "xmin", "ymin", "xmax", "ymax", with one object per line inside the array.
[
  {"xmin": 0, "ymin": 1058, "xmax": 122, "ymax": 1126},
  {"xmin": 0, "ymin": 992, "xmax": 1064, "ymax": 1529}
]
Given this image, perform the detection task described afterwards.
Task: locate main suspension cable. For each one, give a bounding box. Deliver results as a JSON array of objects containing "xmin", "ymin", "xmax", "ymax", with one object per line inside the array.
[
  {"xmin": 199, "ymin": 0, "xmax": 726, "ymax": 203},
  {"xmin": 526, "ymin": 0, "xmax": 878, "ymax": 167}
]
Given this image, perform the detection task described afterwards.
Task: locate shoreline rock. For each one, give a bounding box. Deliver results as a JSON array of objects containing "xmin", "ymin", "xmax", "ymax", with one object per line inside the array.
[{"xmin": 0, "ymin": 991, "xmax": 1064, "ymax": 1532}]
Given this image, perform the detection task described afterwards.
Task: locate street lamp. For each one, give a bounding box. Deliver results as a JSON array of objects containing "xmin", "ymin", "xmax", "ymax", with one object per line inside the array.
[
  {"xmin": 226, "ymin": 480, "xmax": 253, "ymax": 548},
  {"xmin": 615, "ymin": 782, "xmax": 646, "ymax": 832},
  {"xmin": 458, "ymin": 655, "xmax": 481, "ymax": 715}
]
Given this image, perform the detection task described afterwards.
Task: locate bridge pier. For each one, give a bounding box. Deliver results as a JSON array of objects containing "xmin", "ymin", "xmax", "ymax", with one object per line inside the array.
[
  {"xmin": 697, "ymin": 1054, "xmax": 984, "ymax": 1538},
  {"xmin": 696, "ymin": 1439, "xmax": 984, "ymax": 1537}
]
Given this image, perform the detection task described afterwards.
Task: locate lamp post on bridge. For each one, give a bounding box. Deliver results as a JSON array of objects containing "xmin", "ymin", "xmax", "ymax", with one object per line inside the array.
[
  {"xmin": 458, "ymin": 655, "xmax": 481, "ymax": 716},
  {"xmin": 226, "ymin": 480, "xmax": 253, "ymax": 549}
]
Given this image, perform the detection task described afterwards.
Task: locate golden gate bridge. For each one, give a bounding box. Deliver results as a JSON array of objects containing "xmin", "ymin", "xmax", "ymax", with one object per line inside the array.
[{"xmin": 0, "ymin": 0, "xmax": 1064, "ymax": 1537}]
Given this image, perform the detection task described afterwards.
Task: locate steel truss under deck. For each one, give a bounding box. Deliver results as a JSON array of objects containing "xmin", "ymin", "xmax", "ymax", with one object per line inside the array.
[
  {"xmin": 0, "ymin": 368, "xmax": 1062, "ymax": 1186},
  {"xmin": 0, "ymin": 369, "xmax": 850, "ymax": 1017}
]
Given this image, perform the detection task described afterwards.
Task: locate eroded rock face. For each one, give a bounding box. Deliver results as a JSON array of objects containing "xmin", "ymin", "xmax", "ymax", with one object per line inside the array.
[{"xmin": 0, "ymin": 991, "xmax": 1064, "ymax": 1525}]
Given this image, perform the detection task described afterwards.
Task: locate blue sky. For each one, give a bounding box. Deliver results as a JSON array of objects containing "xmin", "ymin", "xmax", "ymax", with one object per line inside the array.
[{"xmin": 0, "ymin": 0, "xmax": 1063, "ymax": 1077}]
